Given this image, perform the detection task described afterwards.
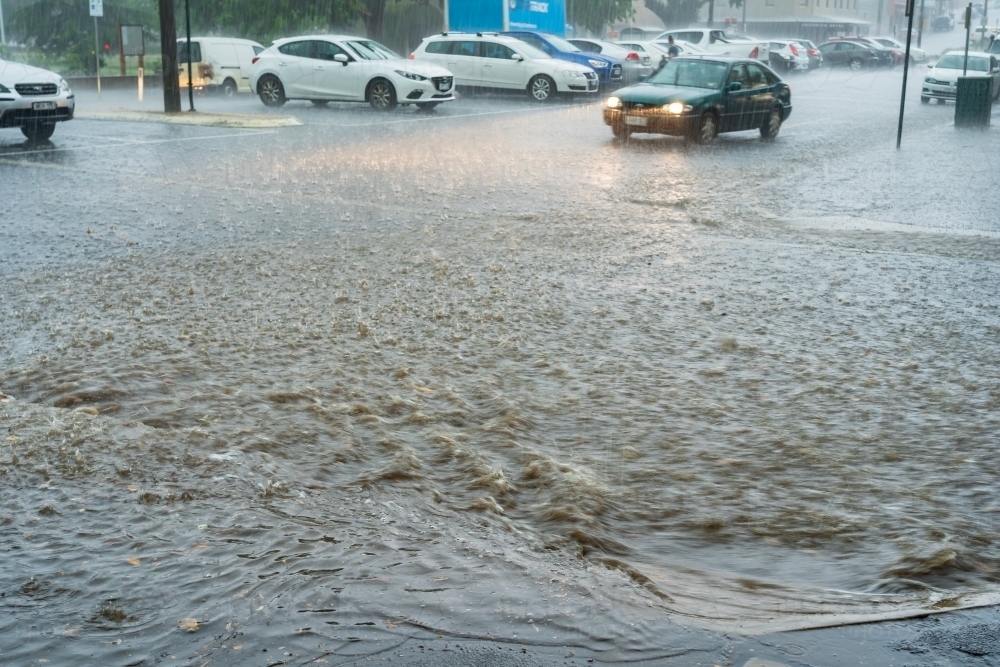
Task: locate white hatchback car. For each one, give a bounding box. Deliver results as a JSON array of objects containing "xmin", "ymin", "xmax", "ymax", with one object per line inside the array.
[
  {"xmin": 411, "ymin": 33, "xmax": 598, "ymax": 101},
  {"xmin": 250, "ymin": 36, "xmax": 456, "ymax": 110},
  {"xmin": 921, "ymin": 51, "xmax": 1000, "ymax": 103},
  {"xmin": 0, "ymin": 58, "xmax": 74, "ymax": 141}
]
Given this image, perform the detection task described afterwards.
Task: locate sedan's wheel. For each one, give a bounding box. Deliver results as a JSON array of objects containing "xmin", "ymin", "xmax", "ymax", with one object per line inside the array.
[
  {"xmin": 311, "ymin": 99, "xmax": 329, "ymax": 107},
  {"xmin": 921, "ymin": 95, "xmax": 930, "ymax": 104},
  {"xmin": 849, "ymin": 59, "xmax": 862, "ymax": 71},
  {"xmin": 222, "ymin": 79, "xmax": 238, "ymax": 97},
  {"xmin": 693, "ymin": 112, "xmax": 717, "ymax": 145},
  {"xmin": 21, "ymin": 123, "xmax": 55, "ymax": 141},
  {"xmin": 760, "ymin": 106, "xmax": 782, "ymax": 140},
  {"xmin": 258, "ymin": 75, "xmax": 286, "ymax": 107},
  {"xmin": 528, "ymin": 75, "xmax": 556, "ymax": 102},
  {"xmin": 368, "ymin": 78, "xmax": 397, "ymax": 111},
  {"xmin": 416, "ymin": 102, "xmax": 440, "ymax": 110}
]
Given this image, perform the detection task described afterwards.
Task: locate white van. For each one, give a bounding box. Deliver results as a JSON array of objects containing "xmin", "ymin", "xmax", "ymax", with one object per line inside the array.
[{"xmin": 177, "ymin": 37, "xmax": 266, "ymax": 96}]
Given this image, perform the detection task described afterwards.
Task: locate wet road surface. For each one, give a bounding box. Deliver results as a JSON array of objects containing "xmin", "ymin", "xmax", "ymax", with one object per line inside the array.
[{"xmin": 2, "ymin": 64, "xmax": 1000, "ymax": 665}]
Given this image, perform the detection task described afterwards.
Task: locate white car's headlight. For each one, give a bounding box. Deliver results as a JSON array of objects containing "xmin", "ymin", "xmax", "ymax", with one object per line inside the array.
[
  {"xmin": 588, "ymin": 59, "xmax": 608, "ymax": 68},
  {"xmin": 606, "ymin": 96, "xmax": 621, "ymax": 108},
  {"xmin": 59, "ymin": 78, "xmax": 71, "ymax": 93},
  {"xmin": 563, "ymin": 70, "xmax": 584, "ymax": 78},
  {"xmin": 664, "ymin": 102, "xmax": 692, "ymax": 114},
  {"xmin": 394, "ymin": 70, "xmax": 428, "ymax": 81}
]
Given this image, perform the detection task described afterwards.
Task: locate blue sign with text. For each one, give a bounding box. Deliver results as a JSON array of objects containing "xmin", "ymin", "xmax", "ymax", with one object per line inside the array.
[{"xmin": 447, "ymin": 0, "xmax": 567, "ymax": 37}]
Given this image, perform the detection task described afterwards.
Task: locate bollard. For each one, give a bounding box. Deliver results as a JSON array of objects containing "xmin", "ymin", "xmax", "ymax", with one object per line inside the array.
[
  {"xmin": 954, "ymin": 76, "xmax": 992, "ymax": 127},
  {"xmin": 138, "ymin": 67, "xmax": 144, "ymax": 102}
]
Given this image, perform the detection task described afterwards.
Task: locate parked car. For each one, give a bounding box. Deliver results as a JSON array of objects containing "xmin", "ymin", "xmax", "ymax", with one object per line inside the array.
[
  {"xmin": 768, "ymin": 40, "xmax": 811, "ymax": 71},
  {"xmin": 0, "ymin": 57, "xmax": 74, "ymax": 141},
  {"xmin": 503, "ymin": 31, "xmax": 622, "ymax": 86},
  {"xmin": 777, "ymin": 39, "xmax": 823, "ymax": 69},
  {"xmin": 817, "ymin": 41, "xmax": 880, "ymax": 70},
  {"xmin": 412, "ymin": 33, "xmax": 598, "ymax": 101},
  {"xmin": 615, "ymin": 26, "xmax": 666, "ymax": 41},
  {"xmin": 654, "ymin": 29, "xmax": 769, "ymax": 61},
  {"xmin": 921, "ymin": 51, "xmax": 1000, "ymax": 103},
  {"xmin": 932, "ymin": 15, "xmax": 956, "ymax": 32},
  {"xmin": 567, "ymin": 38, "xmax": 652, "ymax": 84},
  {"xmin": 873, "ymin": 37, "xmax": 926, "ymax": 63},
  {"xmin": 177, "ymin": 37, "xmax": 266, "ymax": 96},
  {"xmin": 603, "ymin": 56, "xmax": 791, "ymax": 144},
  {"xmin": 829, "ymin": 36, "xmax": 902, "ymax": 66},
  {"xmin": 250, "ymin": 35, "xmax": 456, "ymax": 110},
  {"xmin": 990, "ymin": 39, "xmax": 1000, "ymax": 56},
  {"xmin": 615, "ymin": 40, "xmax": 710, "ymax": 71}
]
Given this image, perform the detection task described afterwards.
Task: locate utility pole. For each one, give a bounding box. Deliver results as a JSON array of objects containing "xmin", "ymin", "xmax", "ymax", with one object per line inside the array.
[
  {"xmin": 184, "ymin": 0, "xmax": 194, "ymax": 111},
  {"xmin": 708, "ymin": 0, "xmax": 715, "ymax": 28},
  {"xmin": 0, "ymin": 0, "xmax": 6, "ymax": 47},
  {"xmin": 877, "ymin": 0, "xmax": 884, "ymax": 36},
  {"xmin": 896, "ymin": 0, "xmax": 917, "ymax": 148},
  {"xmin": 742, "ymin": 0, "xmax": 748, "ymax": 33},
  {"xmin": 158, "ymin": 0, "xmax": 181, "ymax": 112},
  {"xmin": 918, "ymin": 0, "xmax": 925, "ymax": 46}
]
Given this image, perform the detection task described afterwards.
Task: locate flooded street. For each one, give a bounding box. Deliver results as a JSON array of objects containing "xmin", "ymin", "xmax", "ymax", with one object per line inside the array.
[{"xmin": 2, "ymin": 66, "xmax": 1000, "ymax": 665}]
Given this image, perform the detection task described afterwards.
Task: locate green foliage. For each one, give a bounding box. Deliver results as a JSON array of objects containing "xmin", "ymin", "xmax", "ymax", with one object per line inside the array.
[
  {"xmin": 10, "ymin": 0, "xmax": 156, "ymax": 74},
  {"xmin": 381, "ymin": 1, "xmax": 443, "ymax": 55},
  {"xmin": 644, "ymin": 0, "xmax": 709, "ymax": 27},
  {"xmin": 189, "ymin": 0, "xmax": 364, "ymax": 45},
  {"xmin": 568, "ymin": 0, "xmax": 634, "ymax": 34}
]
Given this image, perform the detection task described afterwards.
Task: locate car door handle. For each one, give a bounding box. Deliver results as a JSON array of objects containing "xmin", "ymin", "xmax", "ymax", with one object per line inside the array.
[{"xmin": 314, "ymin": 66, "xmax": 325, "ymax": 70}]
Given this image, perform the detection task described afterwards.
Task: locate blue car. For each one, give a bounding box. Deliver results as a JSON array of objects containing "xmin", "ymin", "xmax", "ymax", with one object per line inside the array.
[{"xmin": 502, "ymin": 31, "xmax": 623, "ymax": 86}]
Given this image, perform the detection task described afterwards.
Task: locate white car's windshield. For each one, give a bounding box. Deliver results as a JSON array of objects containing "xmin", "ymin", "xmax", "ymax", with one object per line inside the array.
[
  {"xmin": 647, "ymin": 59, "xmax": 728, "ymax": 88},
  {"xmin": 935, "ymin": 54, "xmax": 989, "ymax": 71},
  {"xmin": 516, "ymin": 42, "xmax": 552, "ymax": 60},
  {"xmin": 346, "ymin": 40, "xmax": 401, "ymax": 61}
]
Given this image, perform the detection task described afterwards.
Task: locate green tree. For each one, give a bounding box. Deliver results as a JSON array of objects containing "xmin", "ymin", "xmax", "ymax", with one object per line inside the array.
[
  {"xmin": 643, "ymin": 0, "xmax": 704, "ymax": 27},
  {"xmin": 568, "ymin": 0, "xmax": 634, "ymax": 35}
]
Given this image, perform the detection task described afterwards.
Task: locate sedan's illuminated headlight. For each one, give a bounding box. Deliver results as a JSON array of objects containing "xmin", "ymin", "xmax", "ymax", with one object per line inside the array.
[
  {"xmin": 394, "ymin": 70, "xmax": 428, "ymax": 81},
  {"xmin": 664, "ymin": 102, "xmax": 692, "ymax": 114},
  {"xmin": 588, "ymin": 59, "xmax": 608, "ymax": 68},
  {"xmin": 606, "ymin": 96, "xmax": 621, "ymax": 108}
]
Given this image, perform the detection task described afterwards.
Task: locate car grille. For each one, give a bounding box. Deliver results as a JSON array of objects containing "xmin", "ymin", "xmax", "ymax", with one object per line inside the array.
[
  {"xmin": 619, "ymin": 101, "xmax": 660, "ymax": 114},
  {"xmin": 610, "ymin": 65, "xmax": 622, "ymax": 80},
  {"xmin": 0, "ymin": 106, "xmax": 73, "ymax": 128},
  {"xmin": 926, "ymin": 78, "xmax": 953, "ymax": 86},
  {"xmin": 15, "ymin": 83, "xmax": 58, "ymax": 96},
  {"xmin": 584, "ymin": 72, "xmax": 597, "ymax": 80},
  {"xmin": 431, "ymin": 76, "xmax": 453, "ymax": 92}
]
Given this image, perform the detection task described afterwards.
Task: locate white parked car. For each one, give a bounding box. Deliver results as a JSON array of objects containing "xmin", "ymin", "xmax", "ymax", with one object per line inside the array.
[
  {"xmin": 412, "ymin": 33, "xmax": 598, "ymax": 101},
  {"xmin": 655, "ymin": 29, "xmax": 769, "ymax": 61},
  {"xmin": 617, "ymin": 40, "xmax": 710, "ymax": 70},
  {"xmin": 177, "ymin": 37, "xmax": 266, "ymax": 97},
  {"xmin": 250, "ymin": 36, "xmax": 456, "ymax": 110},
  {"xmin": 873, "ymin": 37, "xmax": 926, "ymax": 63},
  {"xmin": 921, "ymin": 51, "xmax": 1000, "ymax": 103},
  {"xmin": 0, "ymin": 58, "xmax": 74, "ymax": 141},
  {"xmin": 768, "ymin": 40, "xmax": 811, "ymax": 71}
]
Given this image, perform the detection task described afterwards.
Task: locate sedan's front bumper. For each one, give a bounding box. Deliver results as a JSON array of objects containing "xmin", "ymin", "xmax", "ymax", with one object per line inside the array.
[
  {"xmin": 922, "ymin": 80, "xmax": 957, "ymax": 100},
  {"xmin": 0, "ymin": 90, "xmax": 75, "ymax": 128},
  {"xmin": 603, "ymin": 107, "xmax": 698, "ymax": 136},
  {"xmin": 397, "ymin": 75, "xmax": 457, "ymax": 103}
]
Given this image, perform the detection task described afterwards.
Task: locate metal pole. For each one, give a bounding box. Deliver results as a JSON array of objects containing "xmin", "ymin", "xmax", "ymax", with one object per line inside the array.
[
  {"xmin": 502, "ymin": 0, "xmax": 509, "ymax": 31},
  {"xmin": 896, "ymin": 0, "xmax": 917, "ymax": 148},
  {"xmin": 877, "ymin": 0, "xmax": 884, "ymax": 35},
  {"xmin": 918, "ymin": 0, "xmax": 925, "ymax": 47},
  {"xmin": 94, "ymin": 16, "xmax": 102, "ymax": 95},
  {"xmin": 742, "ymin": 0, "xmax": 747, "ymax": 33},
  {"xmin": 158, "ymin": 0, "xmax": 181, "ymax": 112},
  {"xmin": 963, "ymin": 3, "xmax": 971, "ymax": 74},
  {"xmin": 0, "ymin": 0, "xmax": 6, "ymax": 47},
  {"xmin": 708, "ymin": 0, "xmax": 714, "ymax": 28},
  {"xmin": 185, "ymin": 0, "xmax": 194, "ymax": 111}
]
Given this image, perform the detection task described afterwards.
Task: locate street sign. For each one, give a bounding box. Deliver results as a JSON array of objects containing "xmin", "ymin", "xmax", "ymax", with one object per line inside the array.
[{"xmin": 89, "ymin": 0, "xmax": 103, "ymax": 17}]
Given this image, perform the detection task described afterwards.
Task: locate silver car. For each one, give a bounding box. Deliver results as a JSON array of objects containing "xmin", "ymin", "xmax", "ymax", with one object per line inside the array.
[
  {"xmin": 567, "ymin": 38, "xmax": 652, "ymax": 85},
  {"xmin": 0, "ymin": 58, "xmax": 75, "ymax": 141}
]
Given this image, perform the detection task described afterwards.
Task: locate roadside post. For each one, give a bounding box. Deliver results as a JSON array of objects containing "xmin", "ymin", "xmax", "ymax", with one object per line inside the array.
[
  {"xmin": 896, "ymin": 0, "xmax": 917, "ymax": 148},
  {"xmin": 120, "ymin": 25, "xmax": 144, "ymax": 101},
  {"xmin": 918, "ymin": 0, "xmax": 925, "ymax": 48},
  {"xmin": 90, "ymin": 0, "xmax": 103, "ymax": 95},
  {"xmin": 184, "ymin": 0, "xmax": 194, "ymax": 111},
  {"xmin": 963, "ymin": 3, "xmax": 971, "ymax": 75},
  {"xmin": 1, "ymin": 0, "xmax": 6, "ymax": 47}
]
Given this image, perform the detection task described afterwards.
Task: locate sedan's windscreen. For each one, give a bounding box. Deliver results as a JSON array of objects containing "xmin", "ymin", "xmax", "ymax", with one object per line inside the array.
[
  {"xmin": 346, "ymin": 40, "xmax": 402, "ymax": 61},
  {"xmin": 935, "ymin": 54, "xmax": 989, "ymax": 71},
  {"xmin": 647, "ymin": 59, "xmax": 728, "ymax": 89},
  {"xmin": 546, "ymin": 35, "xmax": 581, "ymax": 53}
]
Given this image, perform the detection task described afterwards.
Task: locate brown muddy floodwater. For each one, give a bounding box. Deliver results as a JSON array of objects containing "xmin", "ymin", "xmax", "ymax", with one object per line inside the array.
[{"xmin": 2, "ymin": 79, "xmax": 1000, "ymax": 664}]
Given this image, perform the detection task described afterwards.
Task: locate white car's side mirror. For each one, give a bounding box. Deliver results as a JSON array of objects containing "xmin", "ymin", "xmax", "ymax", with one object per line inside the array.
[
  {"xmin": 512, "ymin": 54, "xmax": 524, "ymax": 62},
  {"xmin": 334, "ymin": 53, "xmax": 349, "ymax": 64}
]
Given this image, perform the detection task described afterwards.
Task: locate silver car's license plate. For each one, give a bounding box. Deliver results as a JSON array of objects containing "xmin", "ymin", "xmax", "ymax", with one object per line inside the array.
[
  {"xmin": 33, "ymin": 101, "xmax": 57, "ymax": 110},
  {"xmin": 626, "ymin": 116, "xmax": 647, "ymax": 127}
]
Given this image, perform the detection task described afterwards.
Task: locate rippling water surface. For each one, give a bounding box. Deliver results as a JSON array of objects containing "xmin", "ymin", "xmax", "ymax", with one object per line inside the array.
[{"xmin": 3, "ymin": 71, "xmax": 1000, "ymax": 663}]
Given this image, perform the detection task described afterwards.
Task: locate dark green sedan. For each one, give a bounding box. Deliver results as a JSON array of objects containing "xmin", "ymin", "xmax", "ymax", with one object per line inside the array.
[{"xmin": 602, "ymin": 56, "xmax": 792, "ymax": 143}]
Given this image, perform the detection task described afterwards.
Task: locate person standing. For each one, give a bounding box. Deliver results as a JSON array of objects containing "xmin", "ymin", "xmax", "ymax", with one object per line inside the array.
[{"xmin": 667, "ymin": 35, "xmax": 681, "ymax": 58}]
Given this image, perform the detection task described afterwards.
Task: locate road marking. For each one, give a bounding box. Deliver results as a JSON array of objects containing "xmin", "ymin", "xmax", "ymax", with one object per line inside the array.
[{"xmin": 0, "ymin": 130, "xmax": 277, "ymax": 158}]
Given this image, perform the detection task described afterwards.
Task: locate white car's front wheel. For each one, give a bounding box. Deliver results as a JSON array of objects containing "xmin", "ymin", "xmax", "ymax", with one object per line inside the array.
[
  {"xmin": 368, "ymin": 79, "xmax": 397, "ymax": 111},
  {"xmin": 528, "ymin": 75, "xmax": 556, "ymax": 102},
  {"xmin": 21, "ymin": 124, "xmax": 56, "ymax": 142}
]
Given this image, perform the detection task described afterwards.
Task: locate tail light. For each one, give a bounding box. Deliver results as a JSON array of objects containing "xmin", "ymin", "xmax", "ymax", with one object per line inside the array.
[
  {"xmin": 808, "ymin": 49, "xmax": 818, "ymax": 56},
  {"xmin": 408, "ymin": 53, "xmax": 415, "ymax": 60},
  {"xmin": 251, "ymin": 56, "xmax": 260, "ymax": 65},
  {"xmin": 789, "ymin": 44, "xmax": 799, "ymax": 56},
  {"xmin": 626, "ymin": 52, "xmax": 639, "ymax": 61},
  {"xmin": 749, "ymin": 46, "xmax": 759, "ymax": 59},
  {"xmin": 199, "ymin": 64, "xmax": 213, "ymax": 79}
]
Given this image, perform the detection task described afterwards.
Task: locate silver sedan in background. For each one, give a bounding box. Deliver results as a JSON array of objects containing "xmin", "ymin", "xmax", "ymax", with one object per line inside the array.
[{"xmin": 567, "ymin": 38, "xmax": 652, "ymax": 85}]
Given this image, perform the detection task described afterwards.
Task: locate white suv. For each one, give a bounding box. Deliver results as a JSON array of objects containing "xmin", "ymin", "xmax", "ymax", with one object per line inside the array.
[
  {"xmin": 0, "ymin": 58, "xmax": 74, "ymax": 141},
  {"xmin": 411, "ymin": 33, "xmax": 598, "ymax": 101}
]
